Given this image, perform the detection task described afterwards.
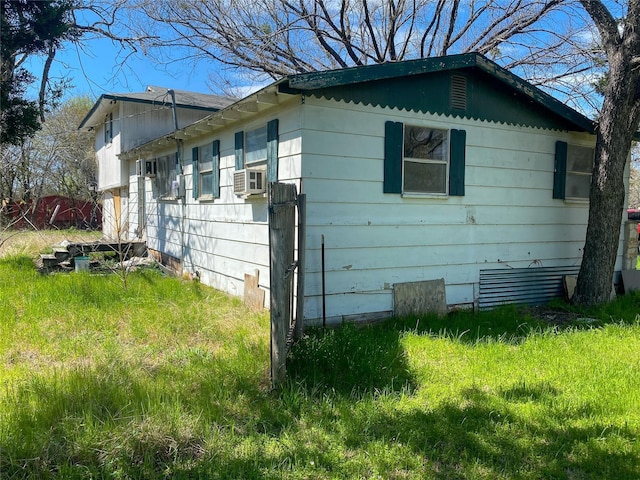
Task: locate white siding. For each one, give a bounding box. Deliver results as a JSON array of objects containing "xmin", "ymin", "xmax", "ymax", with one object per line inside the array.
[
  {"xmin": 98, "ymin": 101, "xmax": 217, "ymax": 240},
  {"xmin": 125, "ymin": 160, "xmax": 142, "ymax": 240},
  {"xmin": 96, "ymin": 114, "xmax": 123, "ymax": 190},
  {"xmin": 101, "ymin": 186, "xmax": 131, "ymax": 241},
  {"xmin": 299, "ymin": 98, "xmax": 626, "ymax": 323},
  {"xmin": 120, "ymin": 103, "xmax": 212, "ymax": 152},
  {"xmin": 101, "ymin": 191, "xmax": 115, "ymax": 239},
  {"xmin": 134, "ymin": 93, "xmax": 628, "ymax": 324},
  {"xmin": 143, "ymin": 99, "xmax": 302, "ymax": 305}
]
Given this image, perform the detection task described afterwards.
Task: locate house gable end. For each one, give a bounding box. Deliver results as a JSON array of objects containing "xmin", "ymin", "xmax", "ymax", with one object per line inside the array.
[
  {"xmin": 79, "ymin": 91, "xmax": 235, "ymax": 131},
  {"xmin": 281, "ymin": 53, "xmax": 594, "ymax": 133},
  {"xmin": 301, "ymin": 68, "xmax": 585, "ymax": 132}
]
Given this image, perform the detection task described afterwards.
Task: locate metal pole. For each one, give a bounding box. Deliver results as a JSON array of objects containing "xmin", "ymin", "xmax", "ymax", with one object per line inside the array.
[
  {"xmin": 321, "ymin": 234, "xmax": 326, "ymax": 328},
  {"xmin": 294, "ymin": 194, "xmax": 306, "ymax": 340}
]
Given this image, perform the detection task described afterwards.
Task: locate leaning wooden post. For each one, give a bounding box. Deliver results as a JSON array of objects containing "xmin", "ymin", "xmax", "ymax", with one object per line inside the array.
[{"xmin": 269, "ymin": 182, "xmax": 296, "ymax": 387}]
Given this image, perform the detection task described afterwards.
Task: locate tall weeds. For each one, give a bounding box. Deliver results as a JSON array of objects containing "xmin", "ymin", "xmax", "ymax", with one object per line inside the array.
[{"xmin": 1, "ymin": 250, "xmax": 640, "ymax": 479}]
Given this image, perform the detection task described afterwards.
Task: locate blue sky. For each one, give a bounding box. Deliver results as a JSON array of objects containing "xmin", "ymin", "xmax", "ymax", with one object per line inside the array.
[
  {"xmin": 25, "ymin": 36, "xmax": 216, "ymax": 102},
  {"xmin": 20, "ymin": 4, "xmax": 604, "ymax": 113}
]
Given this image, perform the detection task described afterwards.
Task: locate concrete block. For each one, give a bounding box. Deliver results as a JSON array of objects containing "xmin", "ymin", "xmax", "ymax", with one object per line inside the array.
[
  {"xmin": 244, "ymin": 269, "xmax": 265, "ymax": 311},
  {"xmin": 566, "ymin": 274, "xmax": 617, "ymax": 300},
  {"xmin": 564, "ymin": 275, "xmax": 577, "ymax": 300},
  {"xmin": 623, "ymin": 222, "xmax": 639, "ymax": 271},
  {"xmin": 622, "ymin": 270, "xmax": 640, "ymax": 293},
  {"xmin": 393, "ymin": 278, "xmax": 447, "ymax": 317}
]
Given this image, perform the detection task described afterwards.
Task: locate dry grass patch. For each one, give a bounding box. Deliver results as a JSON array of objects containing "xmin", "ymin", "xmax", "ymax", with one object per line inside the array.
[{"xmin": 0, "ymin": 228, "xmax": 101, "ymax": 258}]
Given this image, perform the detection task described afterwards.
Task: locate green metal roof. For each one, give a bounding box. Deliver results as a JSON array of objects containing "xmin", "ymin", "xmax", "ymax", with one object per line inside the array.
[{"xmin": 279, "ymin": 53, "xmax": 595, "ymax": 133}]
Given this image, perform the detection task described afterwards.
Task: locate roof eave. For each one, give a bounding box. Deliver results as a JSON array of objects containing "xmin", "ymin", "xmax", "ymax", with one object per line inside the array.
[
  {"xmin": 472, "ymin": 56, "xmax": 595, "ymax": 134},
  {"xmin": 78, "ymin": 93, "xmax": 227, "ymax": 131},
  {"xmin": 119, "ymin": 81, "xmax": 293, "ymax": 159},
  {"xmin": 78, "ymin": 94, "xmax": 113, "ymax": 131},
  {"xmin": 287, "ymin": 53, "xmax": 479, "ymax": 90}
]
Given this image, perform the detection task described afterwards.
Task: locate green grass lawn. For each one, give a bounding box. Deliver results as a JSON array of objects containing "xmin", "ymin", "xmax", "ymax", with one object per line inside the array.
[{"xmin": 1, "ymin": 239, "xmax": 640, "ymax": 478}]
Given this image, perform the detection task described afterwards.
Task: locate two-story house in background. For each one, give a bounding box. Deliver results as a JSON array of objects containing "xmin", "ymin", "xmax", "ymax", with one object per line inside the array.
[{"xmin": 79, "ymin": 86, "xmax": 235, "ymax": 240}]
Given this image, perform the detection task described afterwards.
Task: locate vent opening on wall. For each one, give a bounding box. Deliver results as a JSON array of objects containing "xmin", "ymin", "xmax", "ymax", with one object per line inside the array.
[
  {"xmin": 450, "ymin": 74, "xmax": 468, "ymax": 111},
  {"xmin": 479, "ymin": 265, "xmax": 581, "ymax": 309}
]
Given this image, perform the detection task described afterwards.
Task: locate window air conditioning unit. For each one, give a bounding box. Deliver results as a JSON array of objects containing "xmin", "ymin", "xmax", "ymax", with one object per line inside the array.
[
  {"xmin": 144, "ymin": 160, "xmax": 157, "ymax": 177},
  {"xmin": 234, "ymin": 168, "xmax": 265, "ymax": 196}
]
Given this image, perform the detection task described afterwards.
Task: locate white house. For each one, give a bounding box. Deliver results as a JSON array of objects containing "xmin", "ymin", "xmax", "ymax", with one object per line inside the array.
[
  {"xmin": 79, "ymin": 86, "xmax": 236, "ymax": 240},
  {"xmin": 103, "ymin": 54, "xmax": 629, "ymax": 323}
]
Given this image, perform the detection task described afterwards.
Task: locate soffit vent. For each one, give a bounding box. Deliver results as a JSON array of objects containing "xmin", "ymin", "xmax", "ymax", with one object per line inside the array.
[{"xmin": 450, "ymin": 74, "xmax": 467, "ymax": 111}]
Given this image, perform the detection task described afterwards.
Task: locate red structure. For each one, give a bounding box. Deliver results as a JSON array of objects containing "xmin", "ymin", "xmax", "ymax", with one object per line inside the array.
[{"xmin": 2, "ymin": 195, "xmax": 102, "ymax": 230}]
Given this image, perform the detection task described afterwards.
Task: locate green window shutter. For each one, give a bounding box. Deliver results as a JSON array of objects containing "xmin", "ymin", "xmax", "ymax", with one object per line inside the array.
[
  {"xmin": 553, "ymin": 141, "xmax": 567, "ymax": 199},
  {"xmin": 449, "ymin": 129, "xmax": 466, "ymax": 196},
  {"xmin": 235, "ymin": 131, "xmax": 244, "ymax": 170},
  {"xmin": 384, "ymin": 121, "xmax": 403, "ymax": 194},
  {"xmin": 192, "ymin": 146, "xmax": 199, "ymax": 199},
  {"xmin": 267, "ymin": 119, "xmax": 279, "ymax": 182},
  {"xmin": 213, "ymin": 140, "xmax": 220, "ymax": 198}
]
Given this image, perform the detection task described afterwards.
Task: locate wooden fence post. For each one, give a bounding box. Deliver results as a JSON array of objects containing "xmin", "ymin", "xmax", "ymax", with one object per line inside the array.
[{"xmin": 269, "ymin": 182, "xmax": 296, "ymax": 387}]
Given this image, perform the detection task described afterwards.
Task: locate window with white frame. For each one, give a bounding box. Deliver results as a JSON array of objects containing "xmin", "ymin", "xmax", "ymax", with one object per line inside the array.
[
  {"xmin": 566, "ymin": 144, "xmax": 593, "ymax": 200},
  {"xmin": 403, "ymin": 125, "xmax": 449, "ymax": 194},
  {"xmin": 104, "ymin": 112, "xmax": 113, "ymax": 144},
  {"xmin": 245, "ymin": 125, "xmax": 268, "ymax": 166},
  {"xmin": 156, "ymin": 153, "xmax": 178, "ymax": 199},
  {"xmin": 198, "ymin": 143, "xmax": 214, "ymax": 196}
]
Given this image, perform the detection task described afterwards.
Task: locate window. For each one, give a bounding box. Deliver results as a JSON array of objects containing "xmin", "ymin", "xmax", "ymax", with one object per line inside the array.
[
  {"xmin": 553, "ymin": 141, "xmax": 594, "ymax": 201},
  {"xmin": 245, "ymin": 125, "xmax": 268, "ymax": 165},
  {"xmin": 384, "ymin": 121, "xmax": 466, "ymax": 196},
  {"xmin": 198, "ymin": 143, "xmax": 214, "ymax": 196},
  {"xmin": 234, "ymin": 119, "xmax": 280, "ymax": 182},
  {"xmin": 156, "ymin": 153, "xmax": 178, "ymax": 199},
  {"xmin": 566, "ymin": 145, "xmax": 593, "ymax": 199},
  {"xmin": 104, "ymin": 112, "xmax": 113, "ymax": 144},
  {"xmin": 403, "ymin": 125, "xmax": 449, "ymax": 194},
  {"xmin": 192, "ymin": 141, "xmax": 220, "ymax": 199}
]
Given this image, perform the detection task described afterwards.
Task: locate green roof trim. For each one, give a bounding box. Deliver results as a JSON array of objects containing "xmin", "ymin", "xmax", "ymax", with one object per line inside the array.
[
  {"xmin": 282, "ymin": 53, "xmax": 595, "ymax": 133},
  {"xmin": 288, "ymin": 54, "xmax": 478, "ymax": 90}
]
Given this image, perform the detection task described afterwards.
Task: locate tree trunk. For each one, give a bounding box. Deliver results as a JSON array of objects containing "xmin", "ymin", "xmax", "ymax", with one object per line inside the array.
[{"xmin": 573, "ymin": 50, "xmax": 640, "ymax": 305}]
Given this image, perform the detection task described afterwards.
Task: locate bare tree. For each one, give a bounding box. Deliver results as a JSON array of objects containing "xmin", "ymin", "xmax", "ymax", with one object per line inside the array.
[
  {"xmin": 0, "ymin": 97, "xmax": 95, "ymax": 227},
  {"xmin": 0, "ymin": 140, "xmax": 48, "ymax": 204},
  {"xmin": 569, "ymin": 0, "xmax": 640, "ymax": 305},
  {"xmin": 628, "ymin": 145, "xmax": 640, "ymax": 209},
  {"xmin": 629, "ymin": 167, "xmax": 640, "ymax": 210},
  {"xmin": 33, "ymin": 97, "xmax": 96, "ymax": 201},
  {"xmin": 128, "ymin": 0, "xmax": 600, "ymax": 93},
  {"xmin": 1, "ymin": 101, "xmax": 104, "ymax": 245}
]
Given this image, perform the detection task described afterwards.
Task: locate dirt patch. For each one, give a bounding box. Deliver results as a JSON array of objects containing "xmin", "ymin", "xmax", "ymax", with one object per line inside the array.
[{"xmin": 524, "ymin": 305, "xmax": 598, "ymax": 327}]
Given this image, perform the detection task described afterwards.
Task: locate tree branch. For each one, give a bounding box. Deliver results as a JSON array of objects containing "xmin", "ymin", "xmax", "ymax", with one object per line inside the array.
[
  {"xmin": 579, "ymin": 0, "xmax": 621, "ymax": 53},
  {"xmin": 440, "ymin": 0, "xmax": 460, "ymax": 56},
  {"xmin": 38, "ymin": 44, "xmax": 56, "ymax": 123},
  {"xmin": 362, "ymin": 0, "xmax": 383, "ymax": 61},
  {"xmin": 419, "ymin": 0, "xmax": 444, "ymax": 57}
]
